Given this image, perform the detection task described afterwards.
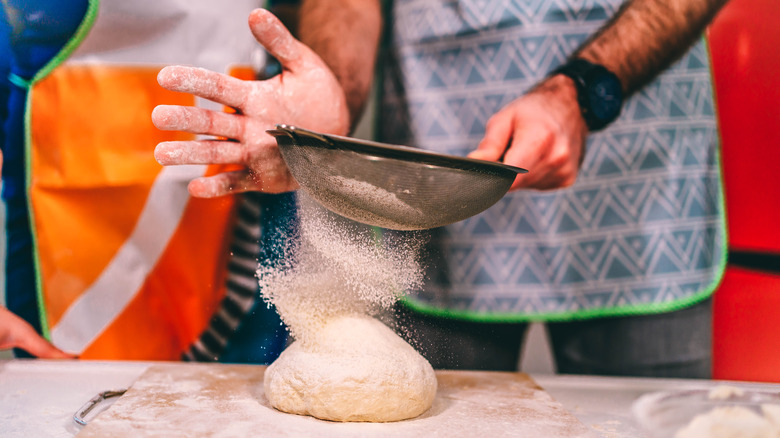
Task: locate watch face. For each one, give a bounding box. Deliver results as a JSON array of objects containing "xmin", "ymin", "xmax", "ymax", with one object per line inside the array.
[{"xmin": 587, "ymin": 72, "xmax": 623, "ymax": 122}]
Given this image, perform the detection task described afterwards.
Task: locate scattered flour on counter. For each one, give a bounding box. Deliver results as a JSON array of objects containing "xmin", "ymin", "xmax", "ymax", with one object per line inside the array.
[{"xmin": 257, "ymin": 195, "xmax": 435, "ymax": 422}]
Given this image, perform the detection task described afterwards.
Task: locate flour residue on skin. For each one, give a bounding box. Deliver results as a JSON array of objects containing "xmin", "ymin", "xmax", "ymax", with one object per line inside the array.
[{"xmin": 256, "ymin": 195, "xmax": 425, "ymax": 346}]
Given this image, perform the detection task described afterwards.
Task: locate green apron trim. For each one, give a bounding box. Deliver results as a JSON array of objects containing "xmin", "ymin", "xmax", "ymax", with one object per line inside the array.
[
  {"xmin": 399, "ymin": 283, "xmax": 716, "ymax": 323},
  {"xmin": 704, "ymin": 34, "xmax": 731, "ymax": 279},
  {"xmin": 398, "ymin": 35, "xmax": 730, "ymax": 323},
  {"xmin": 25, "ymin": 0, "xmax": 100, "ymax": 341}
]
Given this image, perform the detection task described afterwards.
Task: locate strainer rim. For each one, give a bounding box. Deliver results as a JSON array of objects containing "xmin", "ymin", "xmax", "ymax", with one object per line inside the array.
[{"xmin": 267, "ymin": 124, "xmax": 529, "ymax": 177}]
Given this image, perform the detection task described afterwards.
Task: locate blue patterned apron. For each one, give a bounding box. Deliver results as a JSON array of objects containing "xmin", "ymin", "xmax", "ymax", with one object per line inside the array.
[{"xmin": 378, "ymin": 0, "xmax": 726, "ymax": 321}]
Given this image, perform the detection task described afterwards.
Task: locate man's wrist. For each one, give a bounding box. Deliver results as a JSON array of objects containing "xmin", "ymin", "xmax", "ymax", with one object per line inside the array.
[{"xmin": 530, "ymin": 73, "xmax": 589, "ymax": 131}]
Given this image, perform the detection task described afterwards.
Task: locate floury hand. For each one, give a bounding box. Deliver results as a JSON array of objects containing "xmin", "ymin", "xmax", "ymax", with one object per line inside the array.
[{"xmin": 152, "ymin": 8, "xmax": 350, "ymax": 197}]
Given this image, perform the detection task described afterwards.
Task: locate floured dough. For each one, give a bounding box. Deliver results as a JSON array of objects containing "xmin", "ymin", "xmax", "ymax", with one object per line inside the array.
[
  {"xmin": 764, "ymin": 404, "xmax": 780, "ymax": 426},
  {"xmin": 675, "ymin": 405, "xmax": 780, "ymax": 438},
  {"xmin": 264, "ymin": 315, "xmax": 437, "ymax": 422},
  {"xmin": 708, "ymin": 385, "xmax": 745, "ymax": 400}
]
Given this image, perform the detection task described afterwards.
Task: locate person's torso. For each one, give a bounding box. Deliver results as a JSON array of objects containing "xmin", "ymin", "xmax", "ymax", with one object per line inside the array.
[
  {"xmin": 379, "ymin": 0, "xmax": 725, "ymax": 321},
  {"xmin": 23, "ymin": 0, "xmax": 261, "ymax": 357}
]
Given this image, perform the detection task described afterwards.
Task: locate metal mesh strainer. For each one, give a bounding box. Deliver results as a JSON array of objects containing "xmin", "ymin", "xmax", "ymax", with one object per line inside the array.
[{"xmin": 267, "ymin": 125, "xmax": 528, "ymax": 230}]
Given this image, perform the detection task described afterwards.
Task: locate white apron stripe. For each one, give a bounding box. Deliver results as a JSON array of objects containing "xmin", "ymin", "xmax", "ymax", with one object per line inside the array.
[{"xmin": 51, "ymin": 164, "xmax": 206, "ymax": 353}]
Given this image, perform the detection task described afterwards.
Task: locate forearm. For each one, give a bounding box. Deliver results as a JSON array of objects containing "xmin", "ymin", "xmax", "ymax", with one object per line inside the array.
[
  {"xmin": 298, "ymin": 0, "xmax": 382, "ymax": 130},
  {"xmin": 574, "ymin": 0, "xmax": 729, "ymax": 95}
]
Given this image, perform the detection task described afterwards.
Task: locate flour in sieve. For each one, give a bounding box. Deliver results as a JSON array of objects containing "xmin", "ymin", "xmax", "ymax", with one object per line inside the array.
[
  {"xmin": 256, "ymin": 194, "xmax": 425, "ymax": 347},
  {"xmin": 318, "ymin": 175, "xmax": 427, "ymax": 228}
]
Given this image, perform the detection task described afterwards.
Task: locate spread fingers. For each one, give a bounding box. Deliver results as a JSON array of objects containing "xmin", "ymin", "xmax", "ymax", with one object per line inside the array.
[
  {"xmin": 157, "ymin": 66, "xmax": 250, "ymax": 109},
  {"xmin": 187, "ymin": 171, "xmax": 261, "ymax": 198},
  {"xmin": 155, "ymin": 140, "xmax": 258, "ymax": 165},
  {"xmin": 152, "ymin": 105, "xmax": 246, "ymax": 140}
]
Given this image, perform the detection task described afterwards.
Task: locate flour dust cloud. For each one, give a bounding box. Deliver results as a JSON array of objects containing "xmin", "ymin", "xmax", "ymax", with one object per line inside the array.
[{"xmin": 256, "ymin": 194, "xmax": 426, "ymax": 346}]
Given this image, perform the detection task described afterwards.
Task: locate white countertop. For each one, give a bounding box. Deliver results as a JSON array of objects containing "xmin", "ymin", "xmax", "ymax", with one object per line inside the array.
[{"xmin": 1, "ymin": 359, "xmax": 778, "ymax": 437}]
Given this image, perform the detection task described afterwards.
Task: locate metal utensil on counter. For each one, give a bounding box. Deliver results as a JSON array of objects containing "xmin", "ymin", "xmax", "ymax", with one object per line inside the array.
[
  {"xmin": 266, "ymin": 125, "xmax": 528, "ymax": 230},
  {"xmin": 73, "ymin": 389, "xmax": 127, "ymax": 426}
]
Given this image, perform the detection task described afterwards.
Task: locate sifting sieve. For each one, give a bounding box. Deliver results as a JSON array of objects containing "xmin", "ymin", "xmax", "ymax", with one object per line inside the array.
[{"xmin": 266, "ymin": 124, "xmax": 528, "ymax": 230}]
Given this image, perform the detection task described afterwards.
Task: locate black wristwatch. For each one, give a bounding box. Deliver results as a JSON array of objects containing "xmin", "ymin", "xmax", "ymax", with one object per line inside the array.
[{"xmin": 552, "ymin": 59, "xmax": 623, "ymax": 132}]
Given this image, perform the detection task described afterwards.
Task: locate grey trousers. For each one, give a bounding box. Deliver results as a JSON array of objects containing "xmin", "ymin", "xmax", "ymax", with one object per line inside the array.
[{"xmin": 393, "ymin": 298, "xmax": 712, "ymax": 378}]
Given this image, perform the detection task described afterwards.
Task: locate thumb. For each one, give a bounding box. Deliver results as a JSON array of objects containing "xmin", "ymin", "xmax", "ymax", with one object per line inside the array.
[
  {"xmin": 469, "ymin": 112, "xmax": 513, "ymax": 162},
  {"xmin": 248, "ymin": 9, "xmax": 303, "ymax": 71}
]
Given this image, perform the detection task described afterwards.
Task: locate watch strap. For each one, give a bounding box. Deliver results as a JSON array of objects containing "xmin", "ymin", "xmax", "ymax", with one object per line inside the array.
[{"xmin": 552, "ymin": 59, "xmax": 622, "ymax": 131}]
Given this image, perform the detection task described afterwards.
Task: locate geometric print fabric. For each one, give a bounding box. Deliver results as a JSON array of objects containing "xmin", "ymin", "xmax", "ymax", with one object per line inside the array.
[{"xmin": 378, "ymin": 0, "xmax": 726, "ymax": 320}]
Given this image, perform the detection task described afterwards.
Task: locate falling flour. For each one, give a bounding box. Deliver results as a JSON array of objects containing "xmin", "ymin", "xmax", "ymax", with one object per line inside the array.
[{"xmin": 258, "ymin": 195, "xmax": 436, "ymax": 422}]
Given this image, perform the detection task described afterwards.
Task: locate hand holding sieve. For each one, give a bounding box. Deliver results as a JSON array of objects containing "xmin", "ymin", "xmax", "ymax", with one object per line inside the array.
[{"xmin": 266, "ymin": 125, "xmax": 528, "ymax": 230}]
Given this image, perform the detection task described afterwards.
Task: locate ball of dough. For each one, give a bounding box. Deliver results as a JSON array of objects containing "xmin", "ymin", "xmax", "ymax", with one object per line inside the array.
[
  {"xmin": 675, "ymin": 406, "xmax": 780, "ymax": 438},
  {"xmin": 264, "ymin": 315, "xmax": 437, "ymax": 422}
]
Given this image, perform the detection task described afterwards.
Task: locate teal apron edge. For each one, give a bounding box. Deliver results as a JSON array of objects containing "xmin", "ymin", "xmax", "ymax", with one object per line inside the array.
[
  {"xmin": 397, "ymin": 34, "xmax": 730, "ymax": 324},
  {"xmin": 24, "ymin": 0, "xmax": 100, "ymax": 341}
]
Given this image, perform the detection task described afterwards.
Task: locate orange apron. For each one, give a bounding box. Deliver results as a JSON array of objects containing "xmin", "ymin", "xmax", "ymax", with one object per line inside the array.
[{"xmin": 26, "ymin": 0, "xmax": 261, "ymax": 359}]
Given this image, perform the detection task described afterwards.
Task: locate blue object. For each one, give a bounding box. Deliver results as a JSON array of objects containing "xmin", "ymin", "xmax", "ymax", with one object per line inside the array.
[
  {"xmin": 219, "ymin": 192, "xmax": 296, "ymax": 364},
  {"xmin": 1, "ymin": 0, "xmax": 89, "ymax": 357},
  {"xmin": 1, "ymin": 6, "xmax": 11, "ymax": 145}
]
